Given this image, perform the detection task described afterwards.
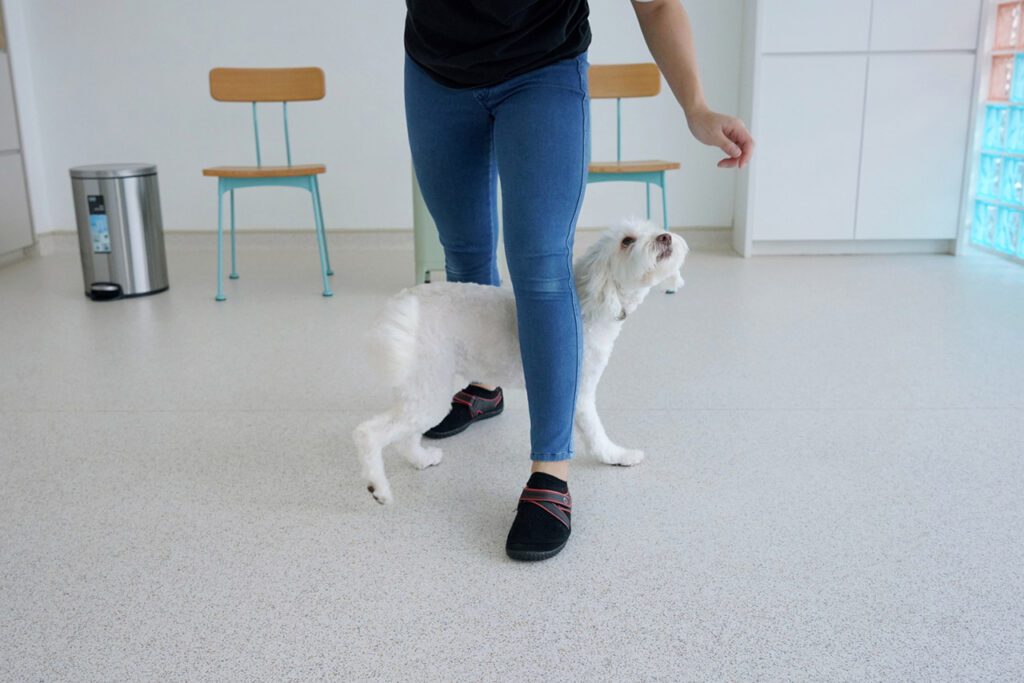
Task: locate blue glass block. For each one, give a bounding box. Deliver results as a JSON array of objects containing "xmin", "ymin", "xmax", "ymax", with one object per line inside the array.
[
  {"xmin": 1010, "ymin": 108, "xmax": 1024, "ymax": 153},
  {"xmin": 978, "ymin": 154, "xmax": 1003, "ymax": 200},
  {"xmin": 973, "ymin": 201, "xmax": 998, "ymax": 247},
  {"xmin": 1012, "ymin": 55, "xmax": 1024, "ymax": 103},
  {"xmin": 1002, "ymin": 158, "xmax": 1024, "ymax": 205},
  {"xmin": 985, "ymin": 105, "xmax": 1010, "ymax": 150},
  {"xmin": 997, "ymin": 207, "xmax": 1023, "ymax": 254}
]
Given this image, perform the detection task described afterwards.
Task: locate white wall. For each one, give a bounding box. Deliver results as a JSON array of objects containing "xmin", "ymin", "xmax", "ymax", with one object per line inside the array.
[{"xmin": 10, "ymin": 0, "xmax": 742, "ymax": 234}]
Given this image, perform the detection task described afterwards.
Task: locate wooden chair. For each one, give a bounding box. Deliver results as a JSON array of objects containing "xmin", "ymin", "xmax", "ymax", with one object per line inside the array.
[
  {"xmin": 587, "ymin": 63, "xmax": 680, "ymax": 229},
  {"xmin": 203, "ymin": 67, "xmax": 333, "ymax": 300}
]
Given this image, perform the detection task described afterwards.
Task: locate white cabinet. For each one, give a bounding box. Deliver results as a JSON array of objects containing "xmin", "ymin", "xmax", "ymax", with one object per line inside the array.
[
  {"xmin": 0, "ymin": 19, "xmax": 34, "ymax": 256},
  {"xmin": 0, "ymin": 53, "xmax": 18, "ymax": 151},
  {"xmin": 0, "ymin": 152, "xmax": 33, "ymax": 255},
  {"xmin": 761, "ymin": 0, "xmax": 872, "ymax": 54},
  {"xmin": 755, "ymin": 55, "xmax": 867, "ymax": 240},
  {"xmin": 856, "ymin": 53, "xmax": 976, "ymax": 240},
  {"xmin": 734, "ymin": 0, "xmax": 982, "ymax": 256},
  {"xmin": 870, "ymin": 0, "xmax": 981, "ymax": 52}
]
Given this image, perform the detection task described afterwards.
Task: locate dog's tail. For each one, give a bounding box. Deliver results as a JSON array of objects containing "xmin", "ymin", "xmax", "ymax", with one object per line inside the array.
[{"xmin": 366, "ymin": 289, "xmax": 420, "ymax": 387}]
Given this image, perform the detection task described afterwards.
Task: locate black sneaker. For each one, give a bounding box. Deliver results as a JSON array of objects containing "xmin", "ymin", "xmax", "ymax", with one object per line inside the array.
[
  {"xmin": 506, "ymin": 472, "xmax": 572, "ymax": 561},
  {"xmin": 423, "ymin": 384, "xmax": 504, "ymax": 439}
]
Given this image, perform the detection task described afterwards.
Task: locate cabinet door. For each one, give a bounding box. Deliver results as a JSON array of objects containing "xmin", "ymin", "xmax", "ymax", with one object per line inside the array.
[
  {"xmin": 855, "ymin": 53, "xmax": 975, "ymax": 240},
  {"xmin": 0, "ymin": 53, "xmax": 19, "ymax": 152},
  {"xmin": 870, "ymin": 0, "xmax": 982, "ymax": 52},
  {"xmin": 0, "ymin": 152, "xmax": 33, "ymax": 254},
  {"xmin": 761, "ymin": 0, "xmax": 872, "ymax": 54},
  {"xmin": 753, "ymin": 55, "xmax": 868, "ymax": 240}
]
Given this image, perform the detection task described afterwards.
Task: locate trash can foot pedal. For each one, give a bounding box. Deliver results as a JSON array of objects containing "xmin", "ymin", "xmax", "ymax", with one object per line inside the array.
[{"xmin": 89, "ymin": 282, "xmax": 122, "ymax": 301}]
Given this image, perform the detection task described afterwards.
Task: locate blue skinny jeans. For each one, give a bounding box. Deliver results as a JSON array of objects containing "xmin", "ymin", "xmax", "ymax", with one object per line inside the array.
[{"xmin": 404, "ymin": 52, "xmax": 590, "ymax": 462}]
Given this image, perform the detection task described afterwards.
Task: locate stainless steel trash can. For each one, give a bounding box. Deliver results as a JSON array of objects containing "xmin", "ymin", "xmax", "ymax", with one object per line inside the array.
[{"xmin": 70, "ymin": 163, "xmax": 168, "ymax": 300}]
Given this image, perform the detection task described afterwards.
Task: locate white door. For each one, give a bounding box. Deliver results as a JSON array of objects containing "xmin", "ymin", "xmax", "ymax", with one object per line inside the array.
[
  {"xmin": 855, "ymin": 53, "xmax": 976, "ymax": 240},
  {"xmin": 753, "ymin": 55, "xmax": 868, "ymax": 240}
]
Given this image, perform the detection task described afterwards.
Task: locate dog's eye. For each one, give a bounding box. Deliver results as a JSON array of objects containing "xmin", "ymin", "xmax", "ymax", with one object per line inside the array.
[{"xmin": 620, "ymin": 237, "xmax": 636, "ymax": 248}]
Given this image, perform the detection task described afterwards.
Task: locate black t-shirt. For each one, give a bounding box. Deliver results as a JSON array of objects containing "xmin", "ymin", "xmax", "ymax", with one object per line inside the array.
[{"xmin": 405, "ymin": 0, "xmax": 591, "ymax": 89}]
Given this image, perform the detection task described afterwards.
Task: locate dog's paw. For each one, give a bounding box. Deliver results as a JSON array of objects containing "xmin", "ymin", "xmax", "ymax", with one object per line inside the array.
[
  {"xmin": 366, "ymin": 480, "xmax": 394, "ymax": 505},
  {"xmin": 408, "ymin": 446, "xmax": 444, "ymax": 470},
  {"xmin": 598, "ymin": 447, "xmax": 646, "ymax": 467}
]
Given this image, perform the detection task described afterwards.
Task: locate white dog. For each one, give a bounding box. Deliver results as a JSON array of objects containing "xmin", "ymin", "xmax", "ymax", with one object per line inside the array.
[{"xmin": 353, "ymin": 218, "xmax": 688, "ymax": 504}]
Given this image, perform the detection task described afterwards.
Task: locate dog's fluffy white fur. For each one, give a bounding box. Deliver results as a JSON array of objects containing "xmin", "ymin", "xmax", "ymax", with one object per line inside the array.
[{"xmin": 353, "ymin": 218, "xmax": 688, "ymax": 504}]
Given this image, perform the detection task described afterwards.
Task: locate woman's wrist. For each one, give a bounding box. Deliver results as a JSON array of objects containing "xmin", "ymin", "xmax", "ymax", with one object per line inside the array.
[{"xmin": 681, "ymin": 97, "xmax": 709, "ymax": 122}]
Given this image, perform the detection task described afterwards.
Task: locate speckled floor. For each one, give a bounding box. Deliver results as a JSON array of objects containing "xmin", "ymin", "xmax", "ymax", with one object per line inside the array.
[{"xmin": 1, "ymin": 232, "xmax": 1022, "ymax": 681}]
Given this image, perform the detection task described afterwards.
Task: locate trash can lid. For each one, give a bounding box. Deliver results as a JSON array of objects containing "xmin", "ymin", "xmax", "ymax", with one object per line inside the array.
[{"xmin": 70, "ymin": 163, "xmax": 157, "ymax": 179}]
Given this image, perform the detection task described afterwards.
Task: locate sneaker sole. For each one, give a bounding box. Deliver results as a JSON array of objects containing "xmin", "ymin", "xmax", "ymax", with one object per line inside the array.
[
  {"xmin": 506, "ymin": 537, "xmax": 569, "ymax": 562},
  {"xmin": 422, "ymin": 404, "xmax": 504, "ymax": 439}
]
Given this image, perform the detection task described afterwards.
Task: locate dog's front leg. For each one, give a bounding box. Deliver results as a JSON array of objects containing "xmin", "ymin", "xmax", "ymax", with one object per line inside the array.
[
  {"xmin": 575, "ymin": 397, "xmax": 645, "ymax": 466},
  {"xmin": 575, "ymin": 341, "xmax": 645, "ymax": 466}
]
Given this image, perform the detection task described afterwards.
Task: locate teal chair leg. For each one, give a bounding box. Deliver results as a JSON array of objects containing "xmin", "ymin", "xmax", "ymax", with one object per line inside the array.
[
  {"xmin": 310, "ymin": 177, "xmax": 333, "ymax": 297},
  {"xmin": 313, "ymin": 176, "xmax": 334, "ymax": 277},
  {"xmin": 215, "ymin": 181, "xmax": 226, "ymax": 301},
  {"xmin": 229, "ymin": 189, "xmax": 239, "ymax": 279},
  {"xmin": 660, "ymin": 172, "xmax": 668, "ymax": 231},
  {"xmin": 645, "ymin": 183, "xmax": 651, "ymax": 220}
]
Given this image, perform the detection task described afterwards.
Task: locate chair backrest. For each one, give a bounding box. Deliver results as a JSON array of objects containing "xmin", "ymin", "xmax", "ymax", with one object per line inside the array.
[
  {"xmin": 588, "ymin": 63, "xmax": 661, "ymax": 162},
  {"xmin": 209, "ymin": 67, "xmax": 326, "ymax": 167}
]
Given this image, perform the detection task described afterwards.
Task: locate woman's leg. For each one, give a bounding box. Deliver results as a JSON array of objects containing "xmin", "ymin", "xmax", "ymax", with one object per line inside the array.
[
  {"xmin": 404, "ymin": 55, "xmax": 500, "ymax": 287},
  {"xmin": 489, "ymin": 53, "xmax": 590, "ymax": 469}
]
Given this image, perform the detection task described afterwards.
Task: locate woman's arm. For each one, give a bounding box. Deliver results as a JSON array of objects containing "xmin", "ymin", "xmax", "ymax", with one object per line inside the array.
[{"xmin": 631, "ymin": 0, "xmax": 754, "ymax": 169}]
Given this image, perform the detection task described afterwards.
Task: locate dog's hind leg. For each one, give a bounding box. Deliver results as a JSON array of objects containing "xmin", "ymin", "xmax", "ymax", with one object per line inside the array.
[
  {"xmin": 353, "ymin": 395, "xmax": 448, "ymax": 503},
  {"xmin": 353, "ymin": 410, "xmax": 405, "ymax": 505}
]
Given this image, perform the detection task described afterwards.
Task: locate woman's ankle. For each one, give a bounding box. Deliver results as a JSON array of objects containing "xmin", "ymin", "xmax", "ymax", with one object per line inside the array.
[{"xmin": 530, "ymin": 460, "xmax": 569, "ymax": 482}]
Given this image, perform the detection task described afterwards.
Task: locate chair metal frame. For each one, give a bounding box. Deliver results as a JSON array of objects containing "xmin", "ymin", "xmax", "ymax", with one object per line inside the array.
[
  {"xmin": 586, "ymin": 63, "xmax": 680, "ymax": 230},
  {"xmin": 205, "ymin": 67, "xmax": 333, "ymax": 300}
]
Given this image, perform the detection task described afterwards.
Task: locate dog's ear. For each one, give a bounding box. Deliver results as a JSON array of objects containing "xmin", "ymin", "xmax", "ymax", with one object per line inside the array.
[{"xmin": 575, "ymin": 236, "xmax": 625, "ymax": 321}]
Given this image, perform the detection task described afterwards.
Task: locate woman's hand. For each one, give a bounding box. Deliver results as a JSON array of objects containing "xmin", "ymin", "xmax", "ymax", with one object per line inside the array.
[
  {"xmin": 631, "ymin": 0, "xmax": 755, "ymax": 169},
  {"xmin": 686, "ymin": 106, "xmax": 755, "ymax": 169}
]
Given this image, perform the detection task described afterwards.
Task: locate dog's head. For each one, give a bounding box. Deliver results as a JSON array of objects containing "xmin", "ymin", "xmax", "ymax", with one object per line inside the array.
[{"xmin": 575, "ymin": 217, "xmax": 688, "ymax": 322}]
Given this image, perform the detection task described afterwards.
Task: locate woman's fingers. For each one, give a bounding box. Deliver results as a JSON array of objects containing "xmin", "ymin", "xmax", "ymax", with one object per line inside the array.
[
  {"xmin": 714, "ymin": 129, "xmax": 742, "ymax": 158},
  {"xmin": 725, "ymin": 121, "xmax": 755, "ymax": 168}
]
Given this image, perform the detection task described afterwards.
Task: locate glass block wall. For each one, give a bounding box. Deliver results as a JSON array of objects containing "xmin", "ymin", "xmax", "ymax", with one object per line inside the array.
[{"xmin": 975, "ymin": 1, "xmax": 1024, "ymax": 258}]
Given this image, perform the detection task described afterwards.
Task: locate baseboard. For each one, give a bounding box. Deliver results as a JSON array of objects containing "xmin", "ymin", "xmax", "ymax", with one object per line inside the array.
[
  {"xmin": 33, "ymin": 226, "xmax": 735, "ymax": 254},
  {"xmin": 751, "ymin": 239, "xmax": 956, "ymax": 256},
  {"xmin": 668, "ymin": 227, "xmax": 733, "ymax": 251},
  {"xmin": 0, "ymin": 245, "xmax": 35, "ymax": 268}
]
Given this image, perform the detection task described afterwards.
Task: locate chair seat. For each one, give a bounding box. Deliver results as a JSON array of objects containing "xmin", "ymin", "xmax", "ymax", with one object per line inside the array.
[
  {"xmin": 202, "ymin": 164, "xmax": 326, "ymax": 178},
  {"xmin": 588, "ymin": 160, "xmax": 680, "ymax": 174}
]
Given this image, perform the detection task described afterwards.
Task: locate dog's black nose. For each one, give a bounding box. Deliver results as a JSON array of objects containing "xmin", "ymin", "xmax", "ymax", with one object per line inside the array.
[{"xmin": 656, "ymin": 232, "xmax": 671, "ymax": 244}]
